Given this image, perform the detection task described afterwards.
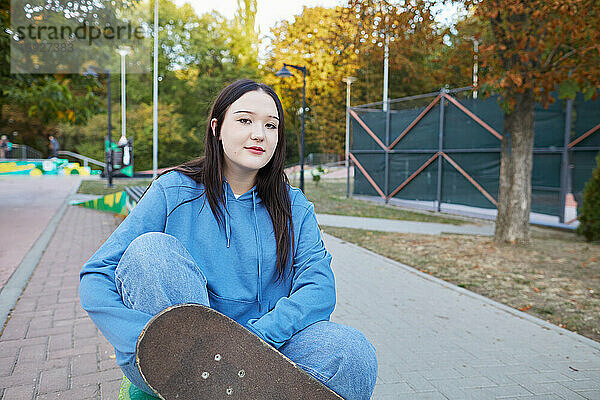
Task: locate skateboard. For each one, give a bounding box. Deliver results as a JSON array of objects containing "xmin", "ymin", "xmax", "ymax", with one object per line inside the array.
[{"xmin": 136, "ymin": 303, "xmax": 345, "ymax": 399}]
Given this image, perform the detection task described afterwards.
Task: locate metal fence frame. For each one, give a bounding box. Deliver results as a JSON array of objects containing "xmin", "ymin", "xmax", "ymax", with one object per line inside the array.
[
  {"xmin": 1, "ymin": 144, "xmax": 44, "ymax": 160},
  {"xmin": 347, "ymin": 87, "xmax": 600, "ymax": 222}
]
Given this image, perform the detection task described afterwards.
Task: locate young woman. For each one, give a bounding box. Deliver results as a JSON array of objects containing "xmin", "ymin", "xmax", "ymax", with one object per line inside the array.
[{"xmin": 79, "ymin": 79, "xmax": 378, "ymax": 399}]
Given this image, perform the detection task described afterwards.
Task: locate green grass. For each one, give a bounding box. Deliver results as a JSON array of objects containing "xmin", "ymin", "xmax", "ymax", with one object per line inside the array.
[
  {"xmin": 78, "ymin": 178, "xmax": 153, "ymax": 196},
  {"xmin": 79, "ymin": 175, "xmax": 467, "ymax": 225},
  {"xmin": 301, "ymin": 178, "xmax": 467, "ymax": 225}
]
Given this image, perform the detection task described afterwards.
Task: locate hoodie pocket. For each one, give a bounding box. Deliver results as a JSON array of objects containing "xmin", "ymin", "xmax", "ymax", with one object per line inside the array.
[{"xmin": 207, "ymin": 289, "xmax": 261, "ymax": 323}]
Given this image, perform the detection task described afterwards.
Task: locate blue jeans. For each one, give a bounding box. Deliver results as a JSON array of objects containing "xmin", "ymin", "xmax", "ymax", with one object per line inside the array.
[{"xmin": 115, "ymin": 232, "xmax": 378, "ymax": 400}]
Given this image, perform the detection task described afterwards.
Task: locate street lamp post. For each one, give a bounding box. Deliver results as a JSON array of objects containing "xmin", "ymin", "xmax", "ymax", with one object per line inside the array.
[
  {"xmin": 472, "ymin": 38, "xmax": 479, "ymax": 99},
  {"xmin": 343, "ymin": 76, "xmax": 356, "ymax": 198},
  {"xmin": 275, "ymin": 63, "xmax": 307, "ymax": 192},
  {"xmin": 84, "ymin": 66, "xmax": 113, "ymax": 188},
  {"xmin": 115, "ymin": 46, "xmax": 131, "ymax": 146},
  {"xmin": 153, "ymin": 0, "xmax": 159, "ymax": 179},
  {"xmin": 465, "ymin": 36, "xmax": 480, "ymax": 99},
  {"xmin": 383, "ymin": 33, "xmax": 389, "ymax": 111}
]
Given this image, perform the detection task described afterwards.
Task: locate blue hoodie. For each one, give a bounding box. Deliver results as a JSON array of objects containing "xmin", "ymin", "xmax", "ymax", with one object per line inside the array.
[{"xmin": 79, "ymin": 170, "xmax": 336, "ymax": 373}]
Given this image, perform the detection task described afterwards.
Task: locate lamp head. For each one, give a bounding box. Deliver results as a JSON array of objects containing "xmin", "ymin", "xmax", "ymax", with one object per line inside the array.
[
  {"xmin": 115, "ymin": 46, "xmax": 132, "ymax": 56},
  {"xmin": 275, "ymin": 65, "xmax": 293, "ymax": 78}
]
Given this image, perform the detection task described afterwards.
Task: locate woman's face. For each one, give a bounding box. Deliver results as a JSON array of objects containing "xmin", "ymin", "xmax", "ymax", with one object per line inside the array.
[{"xmin": 212, "ymin": 90, "xmax": 279, "ymax": 176}]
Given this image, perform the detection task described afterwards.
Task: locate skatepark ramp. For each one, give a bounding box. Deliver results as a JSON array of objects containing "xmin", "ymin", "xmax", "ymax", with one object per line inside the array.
[{"xmin": 57, "ymin": 150, "xmax": 105, "ymax": 169}]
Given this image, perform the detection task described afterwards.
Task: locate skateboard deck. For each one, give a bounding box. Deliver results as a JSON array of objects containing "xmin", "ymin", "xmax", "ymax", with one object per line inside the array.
[{"xmin": 136, "ymin": 303, "xmax": 345, "ymax": 399}]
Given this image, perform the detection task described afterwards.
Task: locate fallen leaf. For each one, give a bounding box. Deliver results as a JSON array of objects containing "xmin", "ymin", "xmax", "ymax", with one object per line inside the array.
[
  {"xmin": 519, "ymin": 305, "xmax": 532, "ymax": 311},
  {"xmin": 533, "ymin": 287, "xmax": 541, "ymax": 293}
]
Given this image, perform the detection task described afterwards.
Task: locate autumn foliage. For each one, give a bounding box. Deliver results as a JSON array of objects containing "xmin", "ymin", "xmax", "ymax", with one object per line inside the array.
[
  {"xmin": 458, "ymin": 0, "xmax": 600, "ymax": 244},
  {"xmin": 469, "ymin": 0, "xmax": 600, "ymax": 108},
  {"xmin": 263, "ymin": 1, "xmax": 473, "ymax": 159}
]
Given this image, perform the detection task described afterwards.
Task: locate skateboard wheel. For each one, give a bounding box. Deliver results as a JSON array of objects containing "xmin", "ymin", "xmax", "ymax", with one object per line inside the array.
[
  {"xmin": 201, "ymin": 372, "xmax": 209, "ymax": 379},
  {"xmin": 226, "ymin": 387, "xmax": 233, "ymax": 395},
  {"xmin": 214, "ymin": 354, "xmax": 221, "ymax": 361},
  {"xmin": 238, "ymin": 369, "xmax": 245, "ymax": 378}
]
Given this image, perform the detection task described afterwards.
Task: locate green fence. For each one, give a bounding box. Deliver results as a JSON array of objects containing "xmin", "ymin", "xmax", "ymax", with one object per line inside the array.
[{"xmin": 350, "ymin": 88, "xmax": 600, "ymax": 221}]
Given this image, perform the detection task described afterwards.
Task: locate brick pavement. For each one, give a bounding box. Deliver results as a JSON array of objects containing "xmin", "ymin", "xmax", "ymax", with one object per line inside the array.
[
  {"xmin": 0, "ymin": 207, "xmax": 123, "ymax": 399},
  {"xmin": 2, "ymin": 202, "xmax": 600, "ymax": 399},
  {"xmin": 0, "ymin": 176, "xmax": 81, "ymax": 289}
]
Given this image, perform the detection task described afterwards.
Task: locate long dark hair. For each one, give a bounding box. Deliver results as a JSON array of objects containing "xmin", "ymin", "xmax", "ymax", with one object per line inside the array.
[{"xmin": 152, "ymin": 79, "xmax": 294, "ymax": 282}]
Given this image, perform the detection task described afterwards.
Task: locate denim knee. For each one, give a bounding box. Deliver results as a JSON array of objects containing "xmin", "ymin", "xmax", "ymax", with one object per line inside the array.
[
  {"xmin": 327, "ymin": 324, "xmax": 378, "ymax": 400},
  {"xmin": 117, "ymin": 232, "xmax": 202, "ymax": 279},
  {"xmin": 280, "ymin": 321, "xmax": 378, "ymax": 400},
  {"xmin": 115, "ymin": 232, "xmax": 209, "ymax": 315}
]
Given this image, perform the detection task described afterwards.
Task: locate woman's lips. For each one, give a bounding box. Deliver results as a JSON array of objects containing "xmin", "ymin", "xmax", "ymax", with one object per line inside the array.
[{"xmin": 246, "ymin": 147, "xmax": 265, "ymax": 154}]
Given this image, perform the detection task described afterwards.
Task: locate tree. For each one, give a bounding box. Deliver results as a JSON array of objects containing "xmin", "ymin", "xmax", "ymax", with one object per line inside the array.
[
  {"xmin": 262, "ymin": 1, "xmax": 469, "ymax": 163},
  {"xmin": 227, "ymin": 0, "xmax": 259, "ymax": 69},
  {"xmin": 263, "ymin": 6, "xmax": 359, "ymax": 160},
  {"xmin": 342, "ymin": 0, "xmax": 471, "ymax": 101},
  {"xmin": 59, "ymin": 102, "xmax": 198, "ymax": 170},
  {"xmin": 577, "ymin": 152, "xmax": 600, "ymax": 242},
  {"xmin": 2, "ymin": 75, "xmax": 100, "ymax": 153},
  {"xmin": 1, "ymin": 0, "xmax": 124, "ymax": 152},
  {"xmin": 1, "ymin": 0, "xmax": 10, "ymax": 107},
  {"xmin": 462, "ymin": 0, "xmax": 600, "ymax": 244},
  {"xmin": 120, "ymin": 0, "xmax": 261, "ymax": 164},
  {"xmin": 52, "ymin": 0, "xmax": 261, "ymax": 167}
]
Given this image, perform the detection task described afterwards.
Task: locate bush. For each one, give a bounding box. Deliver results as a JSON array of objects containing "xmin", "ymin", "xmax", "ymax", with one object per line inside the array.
[
  {"xmin": 311, "ymin": 165, "xmax": 325, "ymax": 186},
  {"xmin": 577, "ymin": 152, "xmax": 600, "ymax": 241}
]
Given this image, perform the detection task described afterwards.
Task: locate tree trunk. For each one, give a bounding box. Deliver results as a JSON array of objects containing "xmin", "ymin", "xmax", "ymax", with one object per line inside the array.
[{"xmin": 494, "ymin": 89, "xmax": 536, "ymax": 244}]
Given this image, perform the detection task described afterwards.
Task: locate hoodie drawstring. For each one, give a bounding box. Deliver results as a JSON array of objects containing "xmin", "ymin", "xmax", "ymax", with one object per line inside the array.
[
  {"xmin": 252, "ymin": 190, "xmax": 263, "ymax": 313},
  {"xmin": 224, "ymin": 189, "xmax": 231, "ymax": 248},
  {"xmin": 223, "ymin": 181, "xmax": 262, "ymax": 313}
]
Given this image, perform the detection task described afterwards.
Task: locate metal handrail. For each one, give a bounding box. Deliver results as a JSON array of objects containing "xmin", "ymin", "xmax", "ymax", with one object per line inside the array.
[
  {"xmin": 57, "ymin": 150, "xmax": 106, "ymax": 168},
  {"xmin": 8, "ymin": 144, "xmax": 44, "ymax": 160},
  {"xmin": 352, "ymin": 86, "xmax": 474, "ymax": 109}
]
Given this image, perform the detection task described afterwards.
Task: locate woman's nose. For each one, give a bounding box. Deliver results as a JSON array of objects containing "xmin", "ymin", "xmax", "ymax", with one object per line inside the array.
[{"xmin": 250, "ymin": 126, "xmax": 266, "ymax": 141}]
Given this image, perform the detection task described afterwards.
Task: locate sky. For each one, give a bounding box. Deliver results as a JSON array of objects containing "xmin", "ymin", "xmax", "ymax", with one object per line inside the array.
[
  {"xmin": 172, "ymin": 0, "xmax": 465, "ymax": 60},
  {"xmin": 180, "ymin": 0, "xmax": 344, "ymax": 36}
]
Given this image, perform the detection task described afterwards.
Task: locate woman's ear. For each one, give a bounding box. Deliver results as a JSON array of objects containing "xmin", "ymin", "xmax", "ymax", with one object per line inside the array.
[{"xmin": 210, "ymin": 118, "xmax": 218, "ymax": 138}]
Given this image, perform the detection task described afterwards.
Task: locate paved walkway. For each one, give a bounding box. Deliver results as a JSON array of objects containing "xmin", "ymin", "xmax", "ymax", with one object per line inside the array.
[
  {"xmin": 316, "ymin": 214, "xmax": 494, "ymax": 236},
  {"xmin": 0, "ymin": 206, "xmax": 124, "ymax": 399},
  {"xmin": 329, "ymin": 237, "xmax": 600, "ymax": 399},
  {"xmin": 1, "ymin": 179, "xmax": 599, "ymax": 399},
  {"xmin": 0, "ymin": 176, "xmax": 81, "ymax": 289}
]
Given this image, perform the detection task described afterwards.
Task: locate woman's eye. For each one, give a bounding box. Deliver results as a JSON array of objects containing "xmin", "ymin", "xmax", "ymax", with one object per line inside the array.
[
  {"xmin": 267, "ymin": 123, "xmax": 277, "ymax": 129},
  {"xmin": 238, "ymin": 118, "xmax": 251, "ymax": 124}
]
